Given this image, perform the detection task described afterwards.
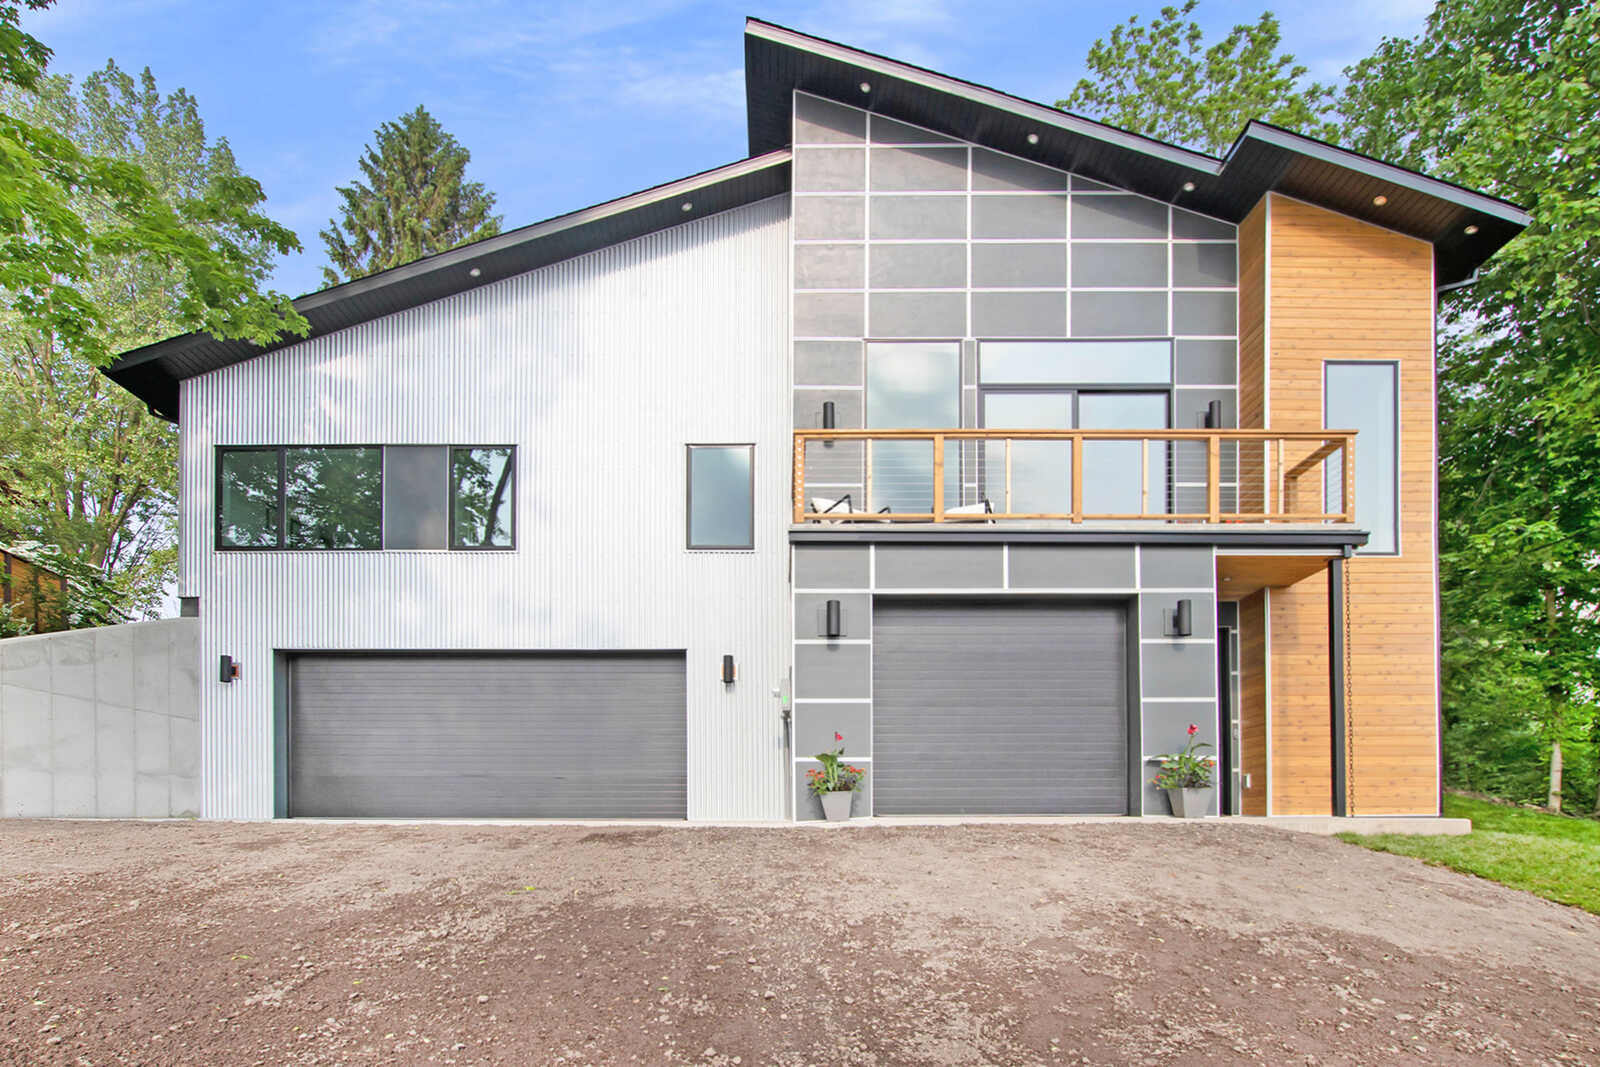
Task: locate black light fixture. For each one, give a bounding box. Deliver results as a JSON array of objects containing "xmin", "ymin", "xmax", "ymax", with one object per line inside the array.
[
  {"xmin": 1174, "ymin": 599, "xmax": 1193, "ymax": 638},
  {"xmin": 821, "ymin": 400, "xmax": 836, "ymax": 429},
  {"xmin": 825, "ymin": 599, "xmax": 842, "ymax": 639},
  {"xmin": 721, "ymin": 654, "xmax": 736, "ymax": 685},
  {"xmin": 1203, "ymin": 400, "xmax": 1223, "ymax": 429},
  {"xmin": 219, "ymin": 654, "xmax": 239, "ymax": 683}
]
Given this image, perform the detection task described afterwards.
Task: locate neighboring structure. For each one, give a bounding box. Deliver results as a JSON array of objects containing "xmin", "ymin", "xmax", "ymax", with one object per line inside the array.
[
  {"xmin": 101, "ymin": 20, "xmax": 1528, "ymax": 821},
  {"xmin": 1, "ymin": 544, "xmax": 70, "ymax": 635}
]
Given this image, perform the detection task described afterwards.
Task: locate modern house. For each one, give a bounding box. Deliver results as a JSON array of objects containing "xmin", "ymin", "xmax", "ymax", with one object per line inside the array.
[{"xmin": 104, "ymin": 20, "xmax": 1528, "ymax": 822}]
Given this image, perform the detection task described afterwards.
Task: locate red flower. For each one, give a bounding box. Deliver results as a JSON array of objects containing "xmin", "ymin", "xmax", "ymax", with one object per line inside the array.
[
  {"xmin": 835, "ymin": 732, "xmax": 843, "ymax": 741},
  {"xmin": 1187, "ymin": 723, "xmax": 1199, "ymax": 736}
]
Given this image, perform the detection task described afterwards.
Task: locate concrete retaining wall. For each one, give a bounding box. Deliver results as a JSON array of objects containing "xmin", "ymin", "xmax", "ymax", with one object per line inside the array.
[{"xmin": 1, "ymin": 618, "xmax": 199, "ymax": 817}]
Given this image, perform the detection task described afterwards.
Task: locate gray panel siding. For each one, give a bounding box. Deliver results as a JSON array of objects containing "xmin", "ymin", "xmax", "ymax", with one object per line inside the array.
[
  {"xmin": 794, "ymin": 643, "xmax": 871, "ymax": 699},
  {"xmin": 1007, "ymin": 545, "xmax": 1136, "ymax": 588},
  {"xmin": 792, "ymin": 701, "xmax": 871, "ymax": 757},
  {"xmin": 180, "ymin": 197, "xmax": 791, "ymax": 820},
  {"xmin": 1139, "ymin": 546, "xmax": 1215, "ymax": 589},
  {"xmin": 874, "ymin": 545, "xmax": 1002, "ymax": 589},
  {"xmin": 872, "ymin": 600, "xmax": 1129, "ymax": 814},
  {"xmin": 793, "ymin": 545, "xmax": 870, "ymax": 589},
  {"xmin": 1139, "ymin": 642, "xmax": 1217, "ymax": 699},
  {"xmin": 288, "ymin": 653, "xmax": 687, "ymax": 818},
  {"xmin": 794, "ymin": 593, "xmax": 872, "ymax": 639}
]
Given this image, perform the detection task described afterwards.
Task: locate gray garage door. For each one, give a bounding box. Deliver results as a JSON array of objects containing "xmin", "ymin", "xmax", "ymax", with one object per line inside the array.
[
  {"xmin": 873, "ymin": 600, "xmax": 1129, "ymax": 815},
  {"xmin": 288, "ymin": 652, "xmax": 686, "ymax": 818}
]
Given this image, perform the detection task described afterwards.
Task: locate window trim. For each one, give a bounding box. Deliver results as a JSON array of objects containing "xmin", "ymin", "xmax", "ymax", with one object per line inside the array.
[
  {"xmin": 447, "ymin": 445, "xmax": 518, "ymax": 552},
  {"xmin": 685, "ymin": 443, "xmax": 756, "ymax": 552},
  {"xmin": 1323, "ymin": 359, "xmax": 1400, "ymax": 556},
  {"xmin": 214, "ymin": 444, "xmax": 518, "ymax": 553},
  {"xmin": 214, "ymin": 445, "xmax": 290, "ymax": 552}
]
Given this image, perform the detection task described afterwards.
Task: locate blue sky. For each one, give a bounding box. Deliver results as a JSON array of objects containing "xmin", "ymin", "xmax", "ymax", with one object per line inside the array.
[{"xmin": 25, "ymin": 0, "xmax": 1433, "ymax": 298}]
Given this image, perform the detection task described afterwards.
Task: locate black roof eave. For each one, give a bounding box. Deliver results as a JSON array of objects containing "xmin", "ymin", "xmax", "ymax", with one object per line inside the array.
[
  {"xmin": 743, "ymin": 18, "xmax": 1528, "ymax": 284},
  {"xmin": 106, "ymin": 150, "xmax": 793, "ymax": 421}
]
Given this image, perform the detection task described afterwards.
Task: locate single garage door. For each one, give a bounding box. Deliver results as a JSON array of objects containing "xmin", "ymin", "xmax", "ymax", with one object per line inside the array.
[
  {"xmin": 873, "ymin": 600, "xmax": 1128, "ymax": 815},
  {"xmin": 288, "ymin": 652, "xmax": 686, "ymax": 818}
]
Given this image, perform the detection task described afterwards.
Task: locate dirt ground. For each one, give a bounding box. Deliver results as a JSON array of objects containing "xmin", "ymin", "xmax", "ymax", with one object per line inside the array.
[{"xmin": 1, "ymin": 821, "xmax": 1597, "ymax": 1065}]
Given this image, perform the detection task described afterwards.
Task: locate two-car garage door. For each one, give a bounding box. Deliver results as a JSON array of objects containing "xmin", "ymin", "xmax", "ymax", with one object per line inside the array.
[
  {"xmin": 287, "ymin": 652, "xmax": 686, "ymax": 818},
  {"xmin": 873, "ymin": 600, "xmax": 1130, "ymax": 815}
]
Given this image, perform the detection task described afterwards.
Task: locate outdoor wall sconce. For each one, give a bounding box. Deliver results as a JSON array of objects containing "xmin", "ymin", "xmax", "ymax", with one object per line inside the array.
[
  {"xmin": 219, "ymin": 654, "xmax": 240, "ymax": 683},
  {"xmin": 1173, "ymin": 599, "xmax": 1193, "ymax": 638},
  {"xmin": 825, "ymin": 599, "xmax": 842, "ymax": 639},
  {"xmin": 721, "ymin": 654, "xmax": 736, "ymax": 685},
  {"xmin": 1203, "ymin": 400, "xmax": 1223, "ymax": 429},
  {"xmin": 821, "ymin": 400, "xmax": 836, "ymax": 429}
]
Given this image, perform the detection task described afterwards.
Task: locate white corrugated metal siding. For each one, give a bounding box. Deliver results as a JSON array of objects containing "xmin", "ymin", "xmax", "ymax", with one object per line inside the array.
[{"xmin": 179, "ymin": 197, "xmax": 792, "ymax": 820}]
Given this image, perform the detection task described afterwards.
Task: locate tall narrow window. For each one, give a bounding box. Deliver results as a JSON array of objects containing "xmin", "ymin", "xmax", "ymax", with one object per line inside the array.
[
  {"xmin": 866, "ymin": 341, "xmax": 960, "ymax": 514},
  {"xmin": 285, "ymin": 447, "xmax": 382, "ymax": 549},
  {"xmin": 451, "ymin": 447, "xmax": 516, "ymax": 549},
  {"xmin": 1325, "ymin": 361, "xmax": 1398, "ymax": 554},
  {"xmin": 687, "ymin": 445, "xmax": 754, "ymax": 550},
  {"xmin": 217, "ymin": 448, "xmax": 282, "ymax": 548}
]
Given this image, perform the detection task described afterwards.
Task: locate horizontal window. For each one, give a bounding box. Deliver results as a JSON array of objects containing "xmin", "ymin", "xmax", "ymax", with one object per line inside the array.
[
  {"xmin": 216, "ymin": 445, "xmax": 516, "ymax": 551},
  {"xmin": 980, "ymin": 340, "xmax": 1173, "ymax": 385}
]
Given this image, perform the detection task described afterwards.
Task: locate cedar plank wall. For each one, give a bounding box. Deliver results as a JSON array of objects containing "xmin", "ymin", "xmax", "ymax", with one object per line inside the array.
[
  {"xmin": 1266, "ymin": 193, "xmax": 1439, "ymax": 816},
  {"xmin": 1233, "ymin": 204, "xmax": 1269, "ymax": 816},
  {"xmin": 1238, "ymin": 591, "xmax": 1269, "ymax": 815},
  {"xmin": 1, "ymin": 549, "xmax": 68, "ymax": 633}
]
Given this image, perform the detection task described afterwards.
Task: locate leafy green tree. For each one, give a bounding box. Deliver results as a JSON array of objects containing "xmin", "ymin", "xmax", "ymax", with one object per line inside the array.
[
  {"xmin": 320, "ymin": 105, "xmax": 501, "ymax": 285},
  {"xmin": 0, "ymin": 1, "xmax": 307, "ymax": 619},
  {"xmin": 1341, "ymin": 0, "xmax": 1600, "ymax": 813},
  {"xmin": 1057, "ymin": 0, "xmax": 1339, "ymax": 154}
]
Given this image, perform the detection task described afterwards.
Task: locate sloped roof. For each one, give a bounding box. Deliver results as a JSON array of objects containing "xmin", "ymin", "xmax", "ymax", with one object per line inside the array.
[
  {"xmin": 106, "ymin": 18, "xmax": 1528, "ymax": 421},
  {"xmin": 106, "ymin": 151, "xmax": 791, "ymax": 419},
  {"xmin": 745, "ymin": 18, "xmax": 1527, "ymax": 285}
]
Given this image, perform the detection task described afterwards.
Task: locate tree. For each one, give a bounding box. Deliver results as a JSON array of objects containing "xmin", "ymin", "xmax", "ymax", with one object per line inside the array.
[
  {"xmin": 0, "ymin": 2, "xmax": 307, "ymax": 618},
  {"xmin": 1340, "ymin": 0, "xmax": 1600, "ymax": 813},
  {"xmin": 1057, "ymin": 0, "xmax": 1339, "ymax": 155},
  {"xmin": 320, "ymin": 105, "xmax": 501, "ymax": 285}
]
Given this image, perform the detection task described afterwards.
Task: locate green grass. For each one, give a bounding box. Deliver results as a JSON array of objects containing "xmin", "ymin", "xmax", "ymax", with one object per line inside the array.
[{"xmin": 1338, "ymin": 794, "xmax": 1600, "ymax": 915}]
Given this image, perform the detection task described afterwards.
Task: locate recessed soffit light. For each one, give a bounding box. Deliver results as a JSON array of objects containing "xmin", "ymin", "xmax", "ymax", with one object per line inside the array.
[
  {"xmin": 1182, "ymin": 181, "xmax": 1196, "ymax": 192},
  {"xmin": 681, "ymin": 202, "xmax": 693, "ymax": 212},
  {"xmin": 1372, "ymin": 194, "xmax": 1388, "ymax": 206},
  {"xmin": 859, "ymin": 81, "xmax": 871, "ymax": 93},
  {"xmin": 1026, "ymin": 133, "xmax": 1039, "ymax": 145},
  {"xmin": 1464, "ymin": 224, "xmax": 1480, "ymax": 235},
  {"xmin": 468, "ymin": 267, "xmax": 481, "ymax": 278}
]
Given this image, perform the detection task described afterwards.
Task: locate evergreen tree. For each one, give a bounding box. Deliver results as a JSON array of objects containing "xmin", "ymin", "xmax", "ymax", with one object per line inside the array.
[{"xmin": 320, "ymin": 106, "xmax": 502, "ymax": 285}]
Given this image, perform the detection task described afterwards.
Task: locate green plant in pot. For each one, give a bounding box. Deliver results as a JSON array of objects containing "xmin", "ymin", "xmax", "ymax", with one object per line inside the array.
[
  {"xmin": 807, "ymin": 732, "xmax": 864, "ymax": 822},
  {"xmin": 1151, "ymin": 724, "xmax": 1215, "ymax": 818}
]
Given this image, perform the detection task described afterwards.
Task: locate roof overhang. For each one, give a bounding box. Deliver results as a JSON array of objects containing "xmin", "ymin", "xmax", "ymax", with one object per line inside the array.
[
  {"xmin": 106, "ymin": 150, "xmax": 792, "ymax": 421},
  {"xmin": 745, "ymin": 18, "xmax": 1528, "ymax": 286}
]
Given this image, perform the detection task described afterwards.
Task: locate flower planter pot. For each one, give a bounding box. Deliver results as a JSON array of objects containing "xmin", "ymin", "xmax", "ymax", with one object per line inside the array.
[
  {"xmin": 1165, "ymin": 787, "xmax": 1211, "ymax": 818},
  {"xmin": 820, "ymin": 790, "xmax": 854, "ymax": 822}
]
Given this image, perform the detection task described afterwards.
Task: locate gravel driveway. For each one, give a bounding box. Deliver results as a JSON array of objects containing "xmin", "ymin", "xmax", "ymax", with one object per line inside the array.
[{"xmin": 2, "ymin": 820, "xmax": 1597, "ymax": 1065}]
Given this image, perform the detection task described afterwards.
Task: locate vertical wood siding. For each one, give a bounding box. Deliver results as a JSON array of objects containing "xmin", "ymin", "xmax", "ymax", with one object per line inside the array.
[
  {"xmin": 179, "ymin": 197, "xmax": 793, "ymax": 820},
  {"xmin": 1263, "ymin": 194, "xmax": 1439, "ymax": 816}
]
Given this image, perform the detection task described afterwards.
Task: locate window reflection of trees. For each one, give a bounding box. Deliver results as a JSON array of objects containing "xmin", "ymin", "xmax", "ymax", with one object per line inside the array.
[{"xmin": 452, "ymin": 447, "xmax": 513, "ymax": 548}]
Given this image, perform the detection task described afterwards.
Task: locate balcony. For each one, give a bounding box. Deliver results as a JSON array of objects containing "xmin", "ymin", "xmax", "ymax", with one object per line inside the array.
[{"xmin": 792, "ymin": 429, "xmax": 1355, "ymax": 525}]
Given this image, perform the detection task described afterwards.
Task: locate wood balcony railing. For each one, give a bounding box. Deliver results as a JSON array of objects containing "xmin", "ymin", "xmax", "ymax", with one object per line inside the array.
[{"xmin": 792, "ymin": 428, "xmax": 1356, "ymax": 525}]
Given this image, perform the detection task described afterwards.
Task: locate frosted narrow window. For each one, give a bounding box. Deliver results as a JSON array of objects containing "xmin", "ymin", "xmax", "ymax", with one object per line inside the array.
[
  {"xmin": 1325, "ymin": 362, "xmax": 1398, "ymax": 554},
  {"xmin": 687, "ymin": 445, "xmax": 754, "ymax": 550}
]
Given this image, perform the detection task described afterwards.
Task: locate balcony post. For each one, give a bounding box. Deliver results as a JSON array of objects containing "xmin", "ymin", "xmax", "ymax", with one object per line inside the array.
[
  {"xmin": 932, "ymin": 434, "xmax": 945, "ymax": 522},
  {"xmin": 1070, "ymin": 433, "xmax": 1083, "ymax": 523},
  {"xmin": 1342, "ymin": 434, "xmax": 1356, "ymax": 522},
  {"xmin": 793, "ymin": 433, "xmax": 805, "ymax": 524},
  {"xmin": 1207, "ymin": 435, "xmax": 1221, "ymax": 522}
]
